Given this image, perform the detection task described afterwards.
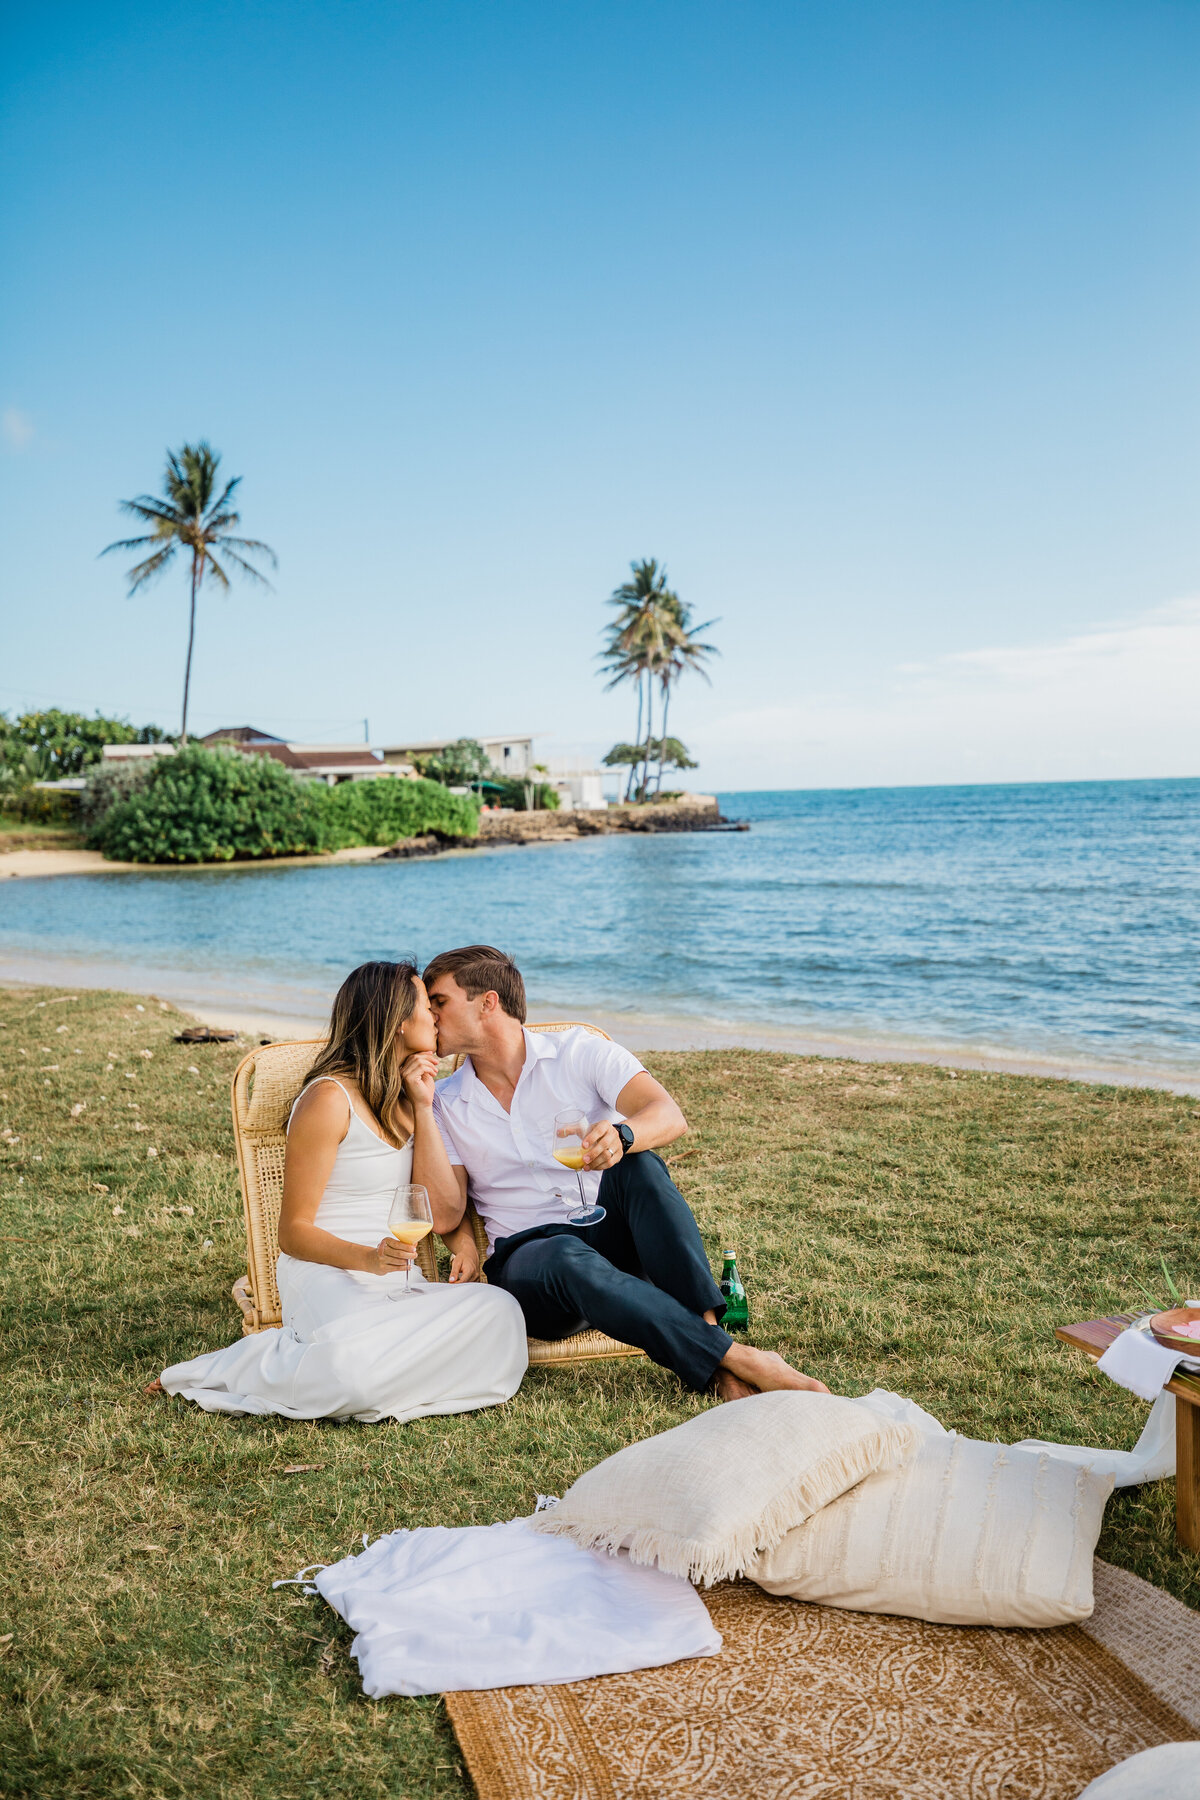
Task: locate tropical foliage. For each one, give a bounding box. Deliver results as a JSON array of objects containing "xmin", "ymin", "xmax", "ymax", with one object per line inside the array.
[
  {"xmin": 1, "ymin": 708, "xmax": 168, "ymax": 778},
  {"xmin": 78, "ymin": 758, "xmax": 156, "ymax": 829},
  {"xmin": 323, "ymin": 775, "xmax": 479, "ymax": 845},
  {"xmin": 410, "ymin": 738, "xmax": 493, "ymax": 788},
  {"xmin": 89, "ymin": 746, "xmax": 333, "ymax": 863},
  {"xmin": 86, "ymin": 748, "xmax": 480, "ymax": 863},
  {"xmin": 0, "ymin": 708, "xmax": 168, "ymax": 822},
  {"xmin": 602, "ymin": 736, "xmax": 698, "ymax": 801},
  {"xmin": 598, "ymin": 558, "xmax": 717, "ymax": 798},
  {"xmin": 103, "ymin": 443, "xmax": 276, "ymax": 743},
  {"xmin": 485, "ymin": 775, "xmax": 560, "ymax": 811},
  {"xmin": 409, "ymin": 739, "xmax": 558, "ymax": 811}
]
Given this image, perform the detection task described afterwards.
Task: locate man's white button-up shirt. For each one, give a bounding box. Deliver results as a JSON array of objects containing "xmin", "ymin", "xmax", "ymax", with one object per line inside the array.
[{"xmin": 432, "ymin": 1027, "xmax": 645, "ymax": 1252}]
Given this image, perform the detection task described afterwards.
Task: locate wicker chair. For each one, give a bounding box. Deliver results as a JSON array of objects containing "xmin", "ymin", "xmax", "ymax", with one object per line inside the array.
[{"xmin": 229, "ymin": 1025, "xmax": 645, "ymax": 1367}]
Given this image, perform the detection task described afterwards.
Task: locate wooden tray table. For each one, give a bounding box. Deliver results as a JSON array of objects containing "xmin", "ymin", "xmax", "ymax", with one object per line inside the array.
[{"xmin": 1056, "ymin": 1312, "xmax": 1200, "ymax": 1553}]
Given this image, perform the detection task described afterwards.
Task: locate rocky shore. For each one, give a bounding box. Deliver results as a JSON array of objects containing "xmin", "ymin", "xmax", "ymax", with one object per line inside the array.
[{"xmin": 378, "ymin": 795, "xmax": 747, "ymax": 860}]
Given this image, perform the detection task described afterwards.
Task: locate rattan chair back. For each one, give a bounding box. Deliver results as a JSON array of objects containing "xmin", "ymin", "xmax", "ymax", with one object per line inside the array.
[{"xmin": 230, "ymin": 1024, "xmax": 644, "ymax": 1364}]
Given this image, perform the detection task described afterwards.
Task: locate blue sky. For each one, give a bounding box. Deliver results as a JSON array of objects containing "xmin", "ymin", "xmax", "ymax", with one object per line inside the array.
[{"xmin": 2, "ymin": 0, "xmax": 1198, "ymax": 788}]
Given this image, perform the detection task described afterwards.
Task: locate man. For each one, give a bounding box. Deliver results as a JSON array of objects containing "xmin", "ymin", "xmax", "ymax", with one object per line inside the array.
[{"xmin": 421, "ymin": 944, "xmax": 828, "ymax": 1402}]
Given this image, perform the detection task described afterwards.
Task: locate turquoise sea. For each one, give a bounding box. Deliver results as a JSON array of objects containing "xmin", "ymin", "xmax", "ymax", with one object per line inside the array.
[{"xmin": 2, "ymin": 779, "xmax": 1198, "ymax": 1088}]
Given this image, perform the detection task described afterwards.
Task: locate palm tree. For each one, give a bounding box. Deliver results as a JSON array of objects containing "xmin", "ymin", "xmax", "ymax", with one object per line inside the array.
[
  {"xmin": 598, "ymin": 559, "xmax": 678, "ymax": 800},
  {"xmin": 102, "ymin": 443, "xmax": 276, "ymax": 743},
  {"xmin": 652, "ymin": 596, "xmax": 719, "ymax": 793}
]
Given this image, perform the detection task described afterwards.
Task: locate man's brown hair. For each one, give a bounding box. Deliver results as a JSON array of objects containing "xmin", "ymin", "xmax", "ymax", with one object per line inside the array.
[{"xmin": 422, "ymin": 944, "xmax": 527, "ymax": 1022}]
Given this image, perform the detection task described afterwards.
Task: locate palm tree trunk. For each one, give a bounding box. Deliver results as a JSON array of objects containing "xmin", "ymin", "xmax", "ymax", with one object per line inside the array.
[
  {"xmin": 656, "ymin": 678, "xmax": 671, "ymax": 793},
  {"xmin": 626, "ymin": 670, "xmax": 645, "ymax": 802},
  {"xmin": 639, "ymin": 674, "xmax": 654, "ymax": 803},
  {"xmin": 180, "ymin": 549, "xmax": 203, "ymax": 744}
]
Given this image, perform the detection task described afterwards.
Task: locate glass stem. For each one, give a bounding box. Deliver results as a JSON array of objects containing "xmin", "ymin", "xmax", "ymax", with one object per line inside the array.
[{"xmin": 576, "ymin": 1171, "xmax": 586, "ymax": 1213}]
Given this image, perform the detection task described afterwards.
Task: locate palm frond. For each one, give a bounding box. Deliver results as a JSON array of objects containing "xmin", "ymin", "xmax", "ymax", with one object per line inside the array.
[
  {"xmin": 211, "ymin": 547, "xmax": 273, "ymax": 589},
  {"xmin": 118, "ymin": 496, "xmax": 186, "ymax": 529},
  {"xmin": 213, "ymin": 534, "xmax": 278, "ymax": 570},
  {"xmin": 100, "ymin": 533, "xmax": 161, "ymax": 557},
  {"xmin": 201, "ymin": 552, "xmax": 230, "ymax": 591},
  {"xmin": 203, "ymin": 474, "xmax": 242, "ymax": 523},
  {"xmin": 124, "ymin": 545, "xmax": 179, "ymax": 590}
]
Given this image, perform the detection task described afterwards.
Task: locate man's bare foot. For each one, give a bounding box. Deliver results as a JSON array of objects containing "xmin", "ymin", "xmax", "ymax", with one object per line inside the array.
[
  {"xmin": 143, "ymin": 1378, "xmax": 166, "ymax": 1396},
  {"xmin": 719, "ymin": 1343, "xmax": 830, "ymax": 1395},
  {"xmin": 712, "ymin": 1368, "xmax": 757, "ymax": 1402}
]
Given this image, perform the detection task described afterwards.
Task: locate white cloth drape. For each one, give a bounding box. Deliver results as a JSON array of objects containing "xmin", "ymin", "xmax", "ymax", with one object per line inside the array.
[
  {"xmin": 305, "ymin": 1516, "xmax": 721, "ymax": 1698},
  {"xmin": 854, "ymin": 1389, "xmax": 1176, "ymax": 1486},
  {"xmin": 1095, "ymin": 1324, "xmax": 1199, "ymax": 1403}
]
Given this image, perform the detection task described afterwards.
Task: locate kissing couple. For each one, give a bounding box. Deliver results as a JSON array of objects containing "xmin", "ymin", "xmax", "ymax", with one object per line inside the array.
[{"xmin": 159, "ymin": 946, "xmax": 828, "ymax": 1421}]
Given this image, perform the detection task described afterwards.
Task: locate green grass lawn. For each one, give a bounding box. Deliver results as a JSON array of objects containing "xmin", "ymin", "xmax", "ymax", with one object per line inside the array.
[
  {"xmin": 0, "ymin": 819, "xmax": 85, "ymax": 850},
  {"xmin": 1, "ymin": 984, "xmax": 1197, "ymax": 1799}
]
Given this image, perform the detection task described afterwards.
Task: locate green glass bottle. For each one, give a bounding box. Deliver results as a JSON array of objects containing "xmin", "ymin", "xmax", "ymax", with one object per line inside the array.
[{"xmin": 719, "ymin": 1250, "xmax": 749, "ymax": 1331}]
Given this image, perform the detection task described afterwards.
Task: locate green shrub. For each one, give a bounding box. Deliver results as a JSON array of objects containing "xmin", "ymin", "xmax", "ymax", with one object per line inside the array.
[
  {"xmin": 323, "ymin": 775, "xmax": 479, "ymax": 845},
  {"xmin": 79, "ymin": 758, "xmax": 154, "ymax": 829},
  {"xmin": 90, "ymin": 746, "xmax": 334, "ymax": 863},
  {"xmin": 410, "ymin": 738, "xmax": 492, "ymax": 787}
]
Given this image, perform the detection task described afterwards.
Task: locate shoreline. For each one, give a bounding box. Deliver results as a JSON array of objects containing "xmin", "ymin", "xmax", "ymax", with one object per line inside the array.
[
  {"xmin": 1, "ymin": 955, "xmax": 1195, "ymax": 1094},
  {"xmin": 0, "ymin": 845, "xmax": 387, "ymax": 879},
  {"xmin": 0, "ymin": 800, "xmax": 734, "ymax": 881}
]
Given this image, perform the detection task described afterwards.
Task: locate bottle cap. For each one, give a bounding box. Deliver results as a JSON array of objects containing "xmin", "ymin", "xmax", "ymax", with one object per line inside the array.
[{"xmin": 724, "ymin": 1249, "xmax": 736, "ymax": 1257}]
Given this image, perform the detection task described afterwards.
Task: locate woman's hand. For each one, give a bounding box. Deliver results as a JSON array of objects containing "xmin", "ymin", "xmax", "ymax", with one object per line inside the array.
[
  {"xmin": 371, "ymin": 1235, "xmax": 416, "ymax": 1276},
  {"xmin": 448, "ymin": 1239, "xmax": 480, "ymax": 1283},
  {"xmin": 401, "ymin": 1050, "xmax": 441, "ymax": 1111}
]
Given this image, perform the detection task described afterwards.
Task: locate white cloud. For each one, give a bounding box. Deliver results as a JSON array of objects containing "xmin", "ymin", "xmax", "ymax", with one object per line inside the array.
[
  {"xmin": 696, "ymin": 598, "xmax": 1200, "ymax": 790},
  {"xmin": 2, "ymin": 407, "xmax": 34, "ymax": 450}
]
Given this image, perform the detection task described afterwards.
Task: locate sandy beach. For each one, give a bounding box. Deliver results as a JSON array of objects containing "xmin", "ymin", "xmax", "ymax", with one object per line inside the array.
[
  {"xmin": 0, "ymin": 845, "xmax": 385, "ymax": 879},
  {"xmin": 1, "ymin": 954, "xmax": 1196, "ymax": 1093}
]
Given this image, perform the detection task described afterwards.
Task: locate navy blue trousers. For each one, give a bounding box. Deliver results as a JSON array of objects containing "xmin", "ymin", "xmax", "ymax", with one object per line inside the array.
[{"xmin": 484, "ymin": 1150, "xmax": 732, "ymax": 1392}]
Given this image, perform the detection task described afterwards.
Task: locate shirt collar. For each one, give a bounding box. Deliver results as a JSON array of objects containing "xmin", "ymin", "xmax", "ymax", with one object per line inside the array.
[{"xmin": 459, "ymin": 1026, "xmax": 558, "ymax": 1101}]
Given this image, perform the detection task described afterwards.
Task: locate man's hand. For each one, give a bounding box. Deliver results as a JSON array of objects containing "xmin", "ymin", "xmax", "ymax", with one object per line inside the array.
[
  {"xmin": 581, "ymin": 1119, "xmax": 624, "ymax": 1171},
  {"xmin": 372, "ymin": 1235, "xmax": 416, "ymax": 1276},
  {"xmin": 400, "ymin": 1051, "xmax": 440, "ymax": 1110},
  {"xmin": 448, "ymin": 1239, "xmax": 481, "ymax": 1283}
]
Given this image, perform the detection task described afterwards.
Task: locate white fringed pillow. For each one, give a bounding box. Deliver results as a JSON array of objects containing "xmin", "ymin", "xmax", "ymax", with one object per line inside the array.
[
  {"xmin": 527, "ymin": 1391, "xmax": 919, "ymax": 1586},
  {"xmin": 748, "ymin": 1431, "xmax": 1114, "ymax": 1627}
]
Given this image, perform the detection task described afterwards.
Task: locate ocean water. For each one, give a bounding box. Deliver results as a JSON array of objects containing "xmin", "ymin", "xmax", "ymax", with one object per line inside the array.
[{"xmin": 2, "ymin": 779, "xmax": 1198, "ymax": 1085}]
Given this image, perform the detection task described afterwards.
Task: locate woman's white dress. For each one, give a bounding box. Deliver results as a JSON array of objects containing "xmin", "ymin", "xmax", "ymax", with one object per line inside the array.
[{"xmin": 160, "ymin": 1078, "xmax": 528, "ymax": 1423}]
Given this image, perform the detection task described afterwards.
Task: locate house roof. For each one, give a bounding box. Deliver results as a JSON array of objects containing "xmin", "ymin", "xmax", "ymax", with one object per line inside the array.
[{"xmin": 201, "ymin": 726, "xmax": 287, "ymax": 745}]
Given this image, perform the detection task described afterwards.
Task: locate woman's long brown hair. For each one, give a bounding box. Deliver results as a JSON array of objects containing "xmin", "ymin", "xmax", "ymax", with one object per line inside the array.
[{"xmin": 303, "ymin": 961, "xmax": 417, "ymax": 1144}]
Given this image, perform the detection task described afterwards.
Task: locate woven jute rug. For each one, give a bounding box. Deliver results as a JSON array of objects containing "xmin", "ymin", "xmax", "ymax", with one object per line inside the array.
[{"xmin": 446, "ymin": 1569, "xmax": 1196, "ymax": 1800}]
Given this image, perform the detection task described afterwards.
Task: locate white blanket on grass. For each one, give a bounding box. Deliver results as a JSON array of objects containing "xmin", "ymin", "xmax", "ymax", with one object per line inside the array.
[{"xmin": 303, "ymin": 1515, "xmax": 721, "ymax": 1698}]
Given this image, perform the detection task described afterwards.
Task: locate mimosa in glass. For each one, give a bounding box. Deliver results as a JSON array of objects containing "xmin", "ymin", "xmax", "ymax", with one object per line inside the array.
[
  {"xmin": 386, "ymin": 1183, "xmax": 433, "ymax": 1298},
  {"xmin": 552, "ymin": 1110, "xmax": 605, "ymax": 1226}
]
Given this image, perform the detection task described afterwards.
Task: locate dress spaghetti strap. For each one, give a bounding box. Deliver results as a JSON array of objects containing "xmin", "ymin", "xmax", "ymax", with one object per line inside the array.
[{"xmin": 286, "ymin": 1074, "xmax": 355, "ymax": 1133}]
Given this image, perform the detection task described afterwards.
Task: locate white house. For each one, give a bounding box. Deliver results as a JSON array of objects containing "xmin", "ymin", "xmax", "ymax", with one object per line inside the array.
[
  {"xmin": 545, "ymin": 766, "xmax": 607, "ymax": 811},
  {"xmin": 379, "ymin": 734, "xmax": 536, "ymax": 778}
]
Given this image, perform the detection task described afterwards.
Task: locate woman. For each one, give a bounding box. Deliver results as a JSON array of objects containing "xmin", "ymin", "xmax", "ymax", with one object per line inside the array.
[{"xmin": 159, "ymin": 961, "xmax": 528, "ymax": 1422}]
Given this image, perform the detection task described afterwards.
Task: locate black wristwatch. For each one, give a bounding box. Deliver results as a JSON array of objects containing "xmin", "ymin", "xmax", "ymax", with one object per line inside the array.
[{"xmin": 615, "ymin": 1122, "xmax": 635, "ymax": 1154}]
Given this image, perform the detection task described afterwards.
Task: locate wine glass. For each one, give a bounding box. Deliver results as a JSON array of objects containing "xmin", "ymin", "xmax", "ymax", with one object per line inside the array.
[
  {"xmin": 552, "ymin": 1109, "xmax": 606, "ymax": 1226},
  {"xmin": 386, "ymin": 1183, "xmax": 433, "ymax": 1298}
]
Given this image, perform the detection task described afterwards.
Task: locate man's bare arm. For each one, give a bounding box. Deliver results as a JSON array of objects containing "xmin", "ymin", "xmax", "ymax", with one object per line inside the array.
[{"xmin": 580, "ymin": 1071, "xmax": 686, "ymax": 1171}]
